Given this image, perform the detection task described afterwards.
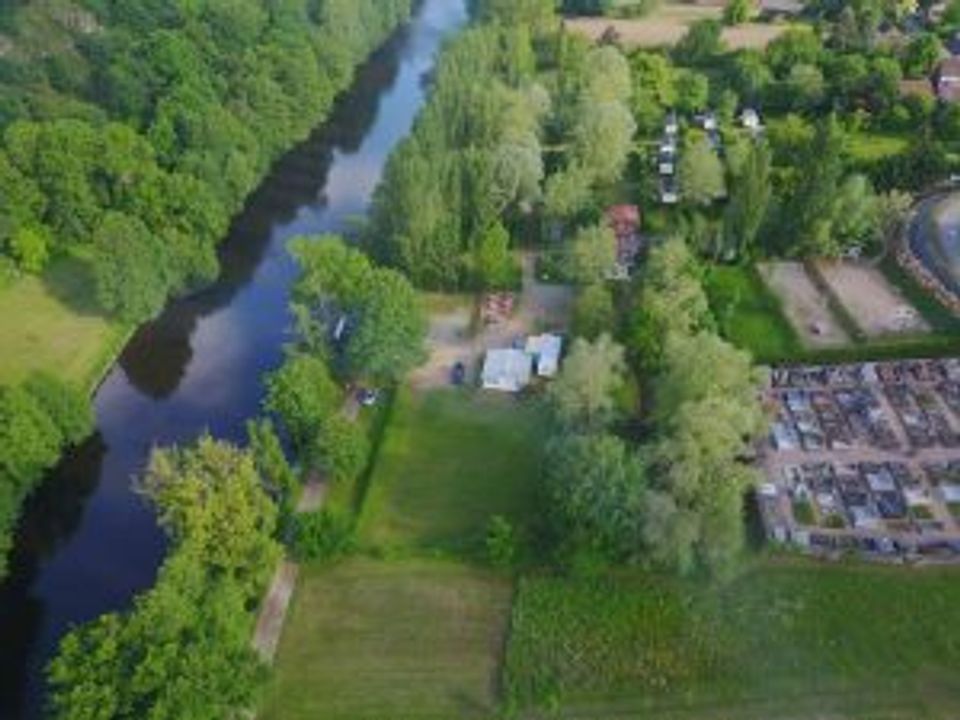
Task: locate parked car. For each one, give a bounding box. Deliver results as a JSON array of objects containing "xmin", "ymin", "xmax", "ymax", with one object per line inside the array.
[
  {"xmin": 451, "ymin": 361, "xmax": 466, "ymax": 386},
  {"xmin": 357, "ymin": 388, "xmax": 380, "ymax": 407}
]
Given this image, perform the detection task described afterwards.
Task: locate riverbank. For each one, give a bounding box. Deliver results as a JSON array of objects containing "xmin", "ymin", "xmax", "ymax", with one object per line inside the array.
[
  {"xmin": 0, "ymin": 0, "xmax": 468, "ymax": 713},
  {"xmin": 0, "ymin": 254, "xmax": 131, "ymax": 390}
]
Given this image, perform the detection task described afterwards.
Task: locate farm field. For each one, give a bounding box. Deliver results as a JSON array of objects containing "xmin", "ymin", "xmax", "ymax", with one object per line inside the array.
[
  {"xmin": 566, "ymin": 8, "xmax": 789, "ymax": 50},
  {"xmin": 505, "ymin": 559, "xmax": 960, "ymax": 719},
  {"xmin": 359, "ymin": 387, "xmax": 547, "ymax": 552},
  {"xmin": 260, "ymin": 558, "xmax": 511, "ymax": 720},
  {"xmin": 0, "ymin": 256, "xmax": 128, "ymax": 389}
]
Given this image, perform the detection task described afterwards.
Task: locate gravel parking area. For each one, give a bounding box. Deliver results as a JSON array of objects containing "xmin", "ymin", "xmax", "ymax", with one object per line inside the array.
[{"xmin": 409, "ymin": 255, "xmax": 573, "ymax": 390}]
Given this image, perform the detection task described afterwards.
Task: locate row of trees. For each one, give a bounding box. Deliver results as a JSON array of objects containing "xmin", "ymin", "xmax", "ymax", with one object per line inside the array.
[
  {"xmin": 543, "ymin": 238, "xmax": 766, "ymax": 577},
  {"xmin": 266, "ymin": 236, "xmax": 425, "ymax": 484},
  {"xmin": 49, "ymin": 437, "xmax": 282, "ymax": 719},
  {"xmin": 0, "ymin": 0, "xmax": 412, "ymax": 321},
  {"xmin": 543, "ymin": 41, "xmax": 636, "ymax": 222},
  {"xmin": 0, "ymin": 374, "xmax": 92, "ymax": 580},
  {"xmin": 370, "ymin": 20, "xmax": 549, "ymax": 288}
]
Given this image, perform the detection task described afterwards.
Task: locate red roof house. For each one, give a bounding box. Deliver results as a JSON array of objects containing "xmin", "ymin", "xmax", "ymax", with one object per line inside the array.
[{"xmin": 605, "ymin": 205, "xmax": 643, "ymax": 280}]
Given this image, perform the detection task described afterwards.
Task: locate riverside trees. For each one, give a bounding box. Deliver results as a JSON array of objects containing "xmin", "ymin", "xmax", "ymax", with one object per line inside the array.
[
  {"xmin": 49, "ymin": 438, "xmax": 281, "ymax": 719},
  {"xmin": 0, "ymin": 375, "xmax": 92, "ymax": 580},
  {"xmin": 370, "ymin": 22, "xmax": 549, "ymax": 288}
]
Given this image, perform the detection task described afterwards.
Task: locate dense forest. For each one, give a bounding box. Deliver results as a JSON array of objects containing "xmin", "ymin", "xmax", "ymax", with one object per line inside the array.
[
  {"xmin": 0, "ymin": 0, "xmax": 414, "ymax": 582},
  {"xmin": 0, "ymin": 0, "xmax": 412, "ymax": 319}
]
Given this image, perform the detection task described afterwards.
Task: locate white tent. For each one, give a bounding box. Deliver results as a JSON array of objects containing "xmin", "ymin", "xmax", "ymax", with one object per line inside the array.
[
  {"xmin": 525, "ymin": 334, "xmax": 563, "ymax": 378},
  {"xmin": 481, "ymin": 349, "xmax": 533, "ymax": 393}
]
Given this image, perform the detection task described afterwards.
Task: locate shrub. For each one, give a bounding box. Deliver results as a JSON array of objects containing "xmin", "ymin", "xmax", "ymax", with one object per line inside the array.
[
  {"xmin": 485, "ymin": 515, "xmax": 519, "ymax": 568},
  {"xmin": 292, "ymin": 509, "xmax": 356, "ymax": 562}
]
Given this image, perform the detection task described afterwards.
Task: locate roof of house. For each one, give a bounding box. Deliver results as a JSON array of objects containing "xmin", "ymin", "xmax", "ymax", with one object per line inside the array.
[
  {"xmin": 936, "ymin": 57, "xmax": 960, "ymax": 101},
  {"xmin": 526, "ymin": 333, "xmax": 562, "ymax": 360},
  {"xmin": 606, "ymin": 204, "xmax": 640, "ymax": 226},
  {"xmin": 482, "ymin": 349, "xmax": 532, "ymax": 389}
]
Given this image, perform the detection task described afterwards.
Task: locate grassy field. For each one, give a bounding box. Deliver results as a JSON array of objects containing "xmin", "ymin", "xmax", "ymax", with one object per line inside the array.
[
  {"xmin": 261, "ymin": 558, "xmax": 512, "ymax": 720},
  {"xmin": 0, "ymin": 256, "xmax": 128, "ymax": 389},
  {"xmin": 359, "ymin": 388, "xmax": 547, "ymax": 553},
  {"xmin": 704, "ymin": 264, "xmax": 803, "ymax": 362},
  {"xmin": 505, "ymin": 559, "xmax": 960, "ymax": 718}
]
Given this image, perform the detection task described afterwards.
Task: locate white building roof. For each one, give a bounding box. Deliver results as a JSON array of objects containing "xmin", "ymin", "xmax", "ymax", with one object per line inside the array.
[
  {"xmin": 482, "ymin": 349, "xmax": 532, "ymax": 392},
  {"xmin": 526, "ymin": 334, "xmax": 563, "ymax": 378}
]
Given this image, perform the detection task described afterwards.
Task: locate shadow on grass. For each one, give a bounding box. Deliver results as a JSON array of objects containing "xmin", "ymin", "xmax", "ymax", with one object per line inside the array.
[{"xmin": 41, "ymin": 255, "xmax": 108, "ymax": 319}]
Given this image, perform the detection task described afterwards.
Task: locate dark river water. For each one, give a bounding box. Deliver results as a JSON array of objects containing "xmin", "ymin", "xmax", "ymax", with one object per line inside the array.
[{"xmin": 0, "ymin": 1, "xmax": 466, "ymax": 716}]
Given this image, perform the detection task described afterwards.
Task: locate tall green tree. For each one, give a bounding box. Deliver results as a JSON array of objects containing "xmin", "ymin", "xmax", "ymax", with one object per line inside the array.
[
  {"xmin": 345, "ymin": 269, "xmax": 427, "ymax": 382},
  {"xmin": 679, "ymin": 137, "xmax": 725, "ymax": 206},
  {"xmin": 567, "ymin": 224, "xmax": 617, "ymax": 284},
  {"xmin": 91, "ymin": 212, "xmax": 170, "ymax": 323},
  {"xmin": 548, "ymin": 334, "xmax": 627, "ymax": 432},
  {"xmin": 723, "ymin": 141, "xmax": 772, "ymax": 258},
  {"xmin": 264, "ymin": 354, "xmax": 341, "ymax": 451},
  {"xmin": 544, "ymin": 433, "xmax": 647, "ymax": 559}
]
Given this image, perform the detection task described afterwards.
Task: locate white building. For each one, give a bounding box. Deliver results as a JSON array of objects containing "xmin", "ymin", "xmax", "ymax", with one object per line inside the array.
[
  {"xmin": 741, "ymin": 108, "xmax": 761, "ymax": 131},
  {"xmin": 525, "ymin": 334, "xmax": 563, "ymax": 378},
  {"xmin": 481, "ymin": 349, "xmax": 533, "ymax": 393}
]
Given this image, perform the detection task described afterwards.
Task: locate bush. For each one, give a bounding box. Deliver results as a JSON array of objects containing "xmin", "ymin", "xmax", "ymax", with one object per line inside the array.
[
  {"xmin": 292, "ymin": 509, "xmax": 356, "ymax": 562},
  {"xmin": 485, "ymin": 515, "xmax": 519, "ymax": 568}
]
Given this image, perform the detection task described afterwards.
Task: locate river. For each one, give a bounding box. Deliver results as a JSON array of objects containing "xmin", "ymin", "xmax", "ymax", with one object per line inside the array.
[{"xmin": 0, "ymin": 0, "xmax": 467, "ymax": 716}]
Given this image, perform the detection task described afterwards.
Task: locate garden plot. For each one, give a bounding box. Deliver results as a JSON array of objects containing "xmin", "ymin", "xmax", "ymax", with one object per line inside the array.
[
  {"xmin": 759, "ymin": 262, "xmax": 850, "ymax": 348},
  {"xmin": 817, "ymin": 261, "xmax": 930, "ymax": 338}
]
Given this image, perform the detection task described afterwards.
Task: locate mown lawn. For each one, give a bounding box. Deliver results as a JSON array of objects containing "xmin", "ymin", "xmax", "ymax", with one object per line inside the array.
[
  {"xmin": 261, "ymin": 558, "xmax": 511, "ymax": 720},
  {"xmin": 704, "ymin": 264, "xmax": 803, "ymax": 362},
  {"xmin": 359, "ymin": 388, "xmax": 547, "ymax": 552},
  {"xmin": 845, "ymin": 130, "xmax": 911, "ymax": 162},
  {"xmin": 0, "ymin": 256, "xmax": 128, "ymax": 389},
  {"xmin": 505, "ymin": 559, "xmax": 960, "ymax": 718}
]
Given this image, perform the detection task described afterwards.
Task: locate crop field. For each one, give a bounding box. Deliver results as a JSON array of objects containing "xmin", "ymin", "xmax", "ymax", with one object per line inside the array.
[
  {"xmin": 0, "ymin": 256, "xmax": 127, "ymax": 389},
  {"xmin": 359, "ymin": 388, "xmax": 547, "ymax": 553},
  {"xmin": 566, "ymin": 8, "xmax": 789, "ymax": 50},
  {"xmin": 505, "ymin": 560, "xmax": 960, "ymax": 718},
  {"xmin": 261, "ymin": 558, "xmax": 511, "ymax": 720}
]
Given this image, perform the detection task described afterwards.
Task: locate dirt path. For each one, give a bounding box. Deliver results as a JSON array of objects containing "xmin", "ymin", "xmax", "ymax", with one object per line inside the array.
[
  {"xmin": 251, "ymin": 398, "xmax": 357, "ymax": 664},
  {"xmin": 296, "ymin": 474, "xmax": 328, "ymax": 513},
  {"xmin": 252, "ymin": 562, "xmax": 299, "ymax": 663}
]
